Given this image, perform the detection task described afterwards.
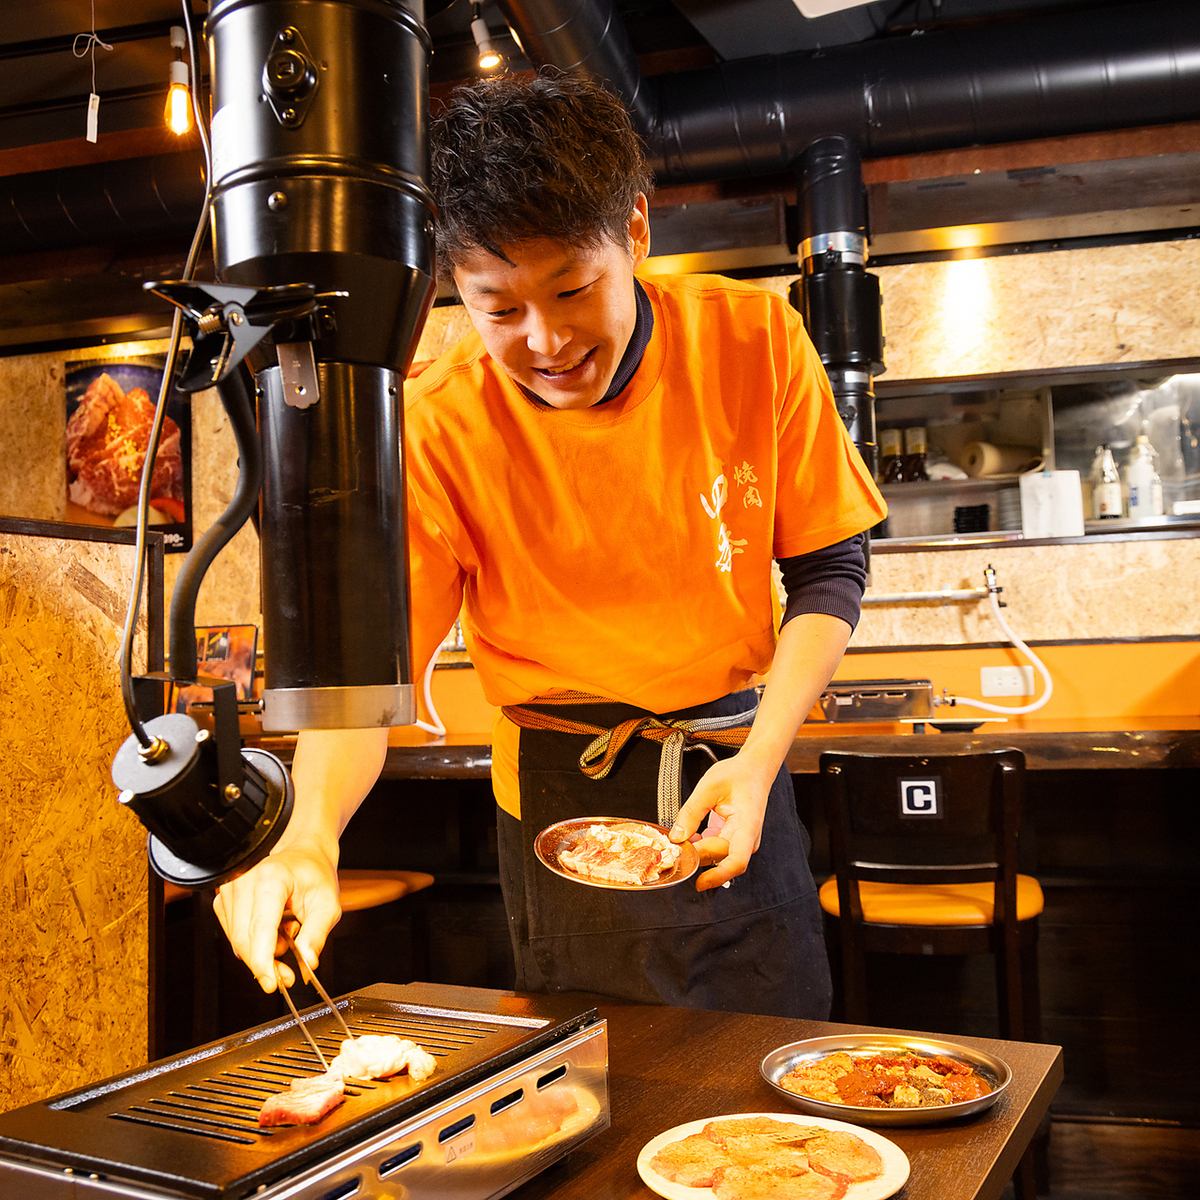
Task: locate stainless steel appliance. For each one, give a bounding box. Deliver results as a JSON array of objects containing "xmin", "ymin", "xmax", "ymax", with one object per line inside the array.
[
  {"xmin": 0, "ymin": 984, "xmax": 608, "ymax": 1199},
  {"xmin": 817, "ymin": 679, "xmax": 934, "ymax": 722}
]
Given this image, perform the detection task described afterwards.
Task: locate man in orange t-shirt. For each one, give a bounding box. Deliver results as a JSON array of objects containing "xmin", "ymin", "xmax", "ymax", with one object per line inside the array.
[{"xmin": 215, "ymin": 72, "xmax": 885, "ymax": 1019}]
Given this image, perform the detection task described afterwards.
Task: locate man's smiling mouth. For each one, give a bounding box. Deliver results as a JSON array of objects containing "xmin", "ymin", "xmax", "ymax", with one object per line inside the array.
[{"xmin": 536, "ymin": 348, "xmax": 595, "ymax": 377}]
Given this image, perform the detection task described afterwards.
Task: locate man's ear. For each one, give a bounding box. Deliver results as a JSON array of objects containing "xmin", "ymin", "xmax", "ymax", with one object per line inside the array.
[{"xmin": 629, "ymin": 193, "xmax": 651, "ymax": 266}]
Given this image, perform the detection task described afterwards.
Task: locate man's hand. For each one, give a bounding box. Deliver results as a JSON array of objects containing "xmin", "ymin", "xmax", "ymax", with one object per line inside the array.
[
  {"xmin": 212, "ymin": 845, "xmax": 341, "ymax": 993},
  {"xmin": 669, "ymin": 750, "xmax": 777, "ymax": 891}
]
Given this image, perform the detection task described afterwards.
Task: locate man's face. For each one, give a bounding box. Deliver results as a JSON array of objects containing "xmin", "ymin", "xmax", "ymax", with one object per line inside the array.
[{"xmin": 452, "ymin": 195, "xmax": 650, "ymax": 411}]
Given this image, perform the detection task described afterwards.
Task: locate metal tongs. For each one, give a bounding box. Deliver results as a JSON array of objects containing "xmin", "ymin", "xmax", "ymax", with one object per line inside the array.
[{"xmin": 274, "ymin": 928, "xmax": 355, "ymax": 1074}]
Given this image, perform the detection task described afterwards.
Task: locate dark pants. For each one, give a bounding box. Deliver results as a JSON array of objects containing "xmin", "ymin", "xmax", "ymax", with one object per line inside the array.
[{"xmin": 496, "ymin": 689, "xmax": 832, "ymax": 1019}]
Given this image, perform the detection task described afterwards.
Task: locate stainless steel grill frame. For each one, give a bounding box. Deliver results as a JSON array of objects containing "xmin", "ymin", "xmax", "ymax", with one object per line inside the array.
[{"xmin": 0, "ymin": 984, "xmax": 609, "ymax": 1200}]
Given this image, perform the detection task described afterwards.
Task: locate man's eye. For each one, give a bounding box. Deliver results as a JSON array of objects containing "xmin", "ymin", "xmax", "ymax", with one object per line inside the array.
[
  {"xmin": 559, "ymin": 282, "xmax": 594, "ymax": 299},
  {"xmin": 487, "ymin": 307, "xmax": 516, "ymax": 319}
]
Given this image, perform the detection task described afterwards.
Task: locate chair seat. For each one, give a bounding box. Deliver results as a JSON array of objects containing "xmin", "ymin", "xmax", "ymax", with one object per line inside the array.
[
  {"xmin": 819, "ymin": 875, "xmax": 1044, "ymax": 926},
  {"xmin": 337, "ymin": 869, "xmax": 435, "ymax": 913}
]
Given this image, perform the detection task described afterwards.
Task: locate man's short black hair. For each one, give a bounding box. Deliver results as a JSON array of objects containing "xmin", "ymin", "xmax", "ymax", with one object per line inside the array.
[{"xmin": 429, "ymin": 70, "xmax": 653, "ymax": 275}]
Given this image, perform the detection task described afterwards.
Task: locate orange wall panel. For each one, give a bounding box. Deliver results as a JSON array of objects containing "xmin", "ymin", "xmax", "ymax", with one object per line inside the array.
[{"xmin": 395, "ymin": 639, "xmax": 1200, "ymax": 742}]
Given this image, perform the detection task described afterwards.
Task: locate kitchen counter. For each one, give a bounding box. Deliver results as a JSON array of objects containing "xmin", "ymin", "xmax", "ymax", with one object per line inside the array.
[
  {"xmin": 513, "ymin": 993, "xmax": 1063, "ymax": 1200},
  {"xmin": 257, "ymin": 715, "xmax": 1200, "ymax": 780}
]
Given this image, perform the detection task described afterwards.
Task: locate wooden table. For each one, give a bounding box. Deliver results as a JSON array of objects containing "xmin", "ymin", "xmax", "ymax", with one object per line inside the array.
[{"xmin": 512, "ymin": 1001, "xmax": 1063, "ymax": 1200}]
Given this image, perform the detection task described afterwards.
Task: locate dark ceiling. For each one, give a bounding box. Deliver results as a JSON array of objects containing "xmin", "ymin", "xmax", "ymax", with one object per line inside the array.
[
  {"xmin": 0, "ymin": 0, "xmax": 1195, "ymax": 350},
  {"xmin": 0, "ymin": 0, "xmax": 1131, "ymax": 152}
]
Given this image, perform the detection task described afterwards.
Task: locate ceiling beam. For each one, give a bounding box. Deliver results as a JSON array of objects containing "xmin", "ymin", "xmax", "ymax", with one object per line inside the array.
[{"xmin": 0, "ymin": 125, "xmax": 198, "ymax": 178}]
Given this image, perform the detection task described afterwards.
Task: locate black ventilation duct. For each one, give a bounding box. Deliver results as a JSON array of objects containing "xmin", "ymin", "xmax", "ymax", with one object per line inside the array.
[
  {"xmin": 793, "ymin": 134, "xmax": 883, "ymax": 469},
  {"xmin": 499, "ymin": 0, "xmax": 1200, "ymax": 184},
  {"xmin": 0, "ymin": 152, "xmax": 207, "ymax": 254}
]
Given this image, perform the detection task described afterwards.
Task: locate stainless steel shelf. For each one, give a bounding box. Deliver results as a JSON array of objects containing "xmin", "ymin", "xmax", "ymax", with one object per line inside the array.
[{"xmin": 880, "ymin": 474, "xmax": 1021, "ymax": 497}]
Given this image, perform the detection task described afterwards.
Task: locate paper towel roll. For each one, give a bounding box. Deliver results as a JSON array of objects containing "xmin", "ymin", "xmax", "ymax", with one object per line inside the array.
[
  {"xmin": 960, "ymin": 441, "xmax": 1043, "ymax": 478},
  {"xmin": 1019, "ymin": 470, "xmax": 1085, "ymax": 537}
]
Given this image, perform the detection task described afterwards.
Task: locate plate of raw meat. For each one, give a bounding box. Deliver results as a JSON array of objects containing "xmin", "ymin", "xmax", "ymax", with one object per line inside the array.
[
  {"xmin": 637, "ymin": 1112, "xmax": 909, "ymax": 1200},
  {"xmin": 534, "ymin": 816, "xmax": 699, "ymax": 890}
]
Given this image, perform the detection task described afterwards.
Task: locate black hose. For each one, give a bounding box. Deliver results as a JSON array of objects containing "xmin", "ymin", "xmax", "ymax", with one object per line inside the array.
[{"xmin": 168, "ymin": 363, "xmax": 262, "ymax": 679}]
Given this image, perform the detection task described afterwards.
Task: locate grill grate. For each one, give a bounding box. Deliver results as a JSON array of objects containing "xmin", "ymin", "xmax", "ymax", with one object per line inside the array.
[
  {"xmin": 0, "ymin": 985, "xmax": 594, "ymax": 1200},
  {"xmin": 102, "ymin": 1009, "xmax": 492, "ymax": 1145}
]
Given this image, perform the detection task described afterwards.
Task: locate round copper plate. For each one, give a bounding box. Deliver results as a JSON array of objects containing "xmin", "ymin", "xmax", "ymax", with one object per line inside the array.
[{"xmin": 533, "ymin": 816, "xmax": 700, "ymax": 890}]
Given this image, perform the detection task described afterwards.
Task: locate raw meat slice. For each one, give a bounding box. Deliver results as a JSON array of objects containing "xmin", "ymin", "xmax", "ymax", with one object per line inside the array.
[
  {"xmin": 712, "ymin": 1164, "xmax": 846, "ymax": 1200},
  {"xmin": 258, "ymin": 1071, "xmax": 346, "ymax": 1127},
  {"xmin": 650, "ymin": 1133, "xmax": 734, "ymax": 1187},
  {"xmin": 558, "ymin": 822, "xmax": 680, "ymax": 885},
  {"xmin": 804, "ymin": 1131, "xmax": 884, "ymax": 1182}
]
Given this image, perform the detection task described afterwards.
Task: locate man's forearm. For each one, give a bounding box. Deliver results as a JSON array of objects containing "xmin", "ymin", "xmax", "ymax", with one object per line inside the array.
[
  {"xmin": 740, "ymin": 612, "xmax": 851, "ymax": 775},
  {"xmin": 276, "ymin": 726, "xmax": 390, "ymax": 860}
]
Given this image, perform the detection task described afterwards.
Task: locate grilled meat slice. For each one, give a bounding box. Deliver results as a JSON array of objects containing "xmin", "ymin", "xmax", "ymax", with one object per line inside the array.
[{"xmin": 328, "ymin": 1035, "xmax": 437, "ymax": 1082}]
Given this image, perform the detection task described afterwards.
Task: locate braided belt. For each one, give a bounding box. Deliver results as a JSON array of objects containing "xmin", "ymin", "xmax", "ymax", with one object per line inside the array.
[{"xmin": 501, "ymin": 692, "xmax": 757, "ymax": 827}]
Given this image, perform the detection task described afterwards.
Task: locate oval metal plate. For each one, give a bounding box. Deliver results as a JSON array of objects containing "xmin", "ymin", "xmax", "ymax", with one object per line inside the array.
[
  {"xmin": 760, "ymin": 1033, "xmax": 1012, "ymax": 1126},
  {"xmin": 533, "ymin": 816, "xmax": 700, "ymax": 891}
]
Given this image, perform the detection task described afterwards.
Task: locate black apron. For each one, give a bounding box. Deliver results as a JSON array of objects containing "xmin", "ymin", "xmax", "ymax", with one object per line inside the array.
[{"xmin": 496, "ymin": 689, "xmax": 832, "ymax": 1018}]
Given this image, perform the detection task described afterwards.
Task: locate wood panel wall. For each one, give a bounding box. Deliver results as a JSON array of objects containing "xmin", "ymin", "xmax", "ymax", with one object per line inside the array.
[{"xmin": 0, "ymin": 520, "xmax": 162, "ymax": 1112}]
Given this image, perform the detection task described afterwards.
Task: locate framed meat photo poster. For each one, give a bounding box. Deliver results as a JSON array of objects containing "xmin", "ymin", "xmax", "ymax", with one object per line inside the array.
[{"xmin": 64, "ymin": 356, "xmax": 193, "ymax": 552}]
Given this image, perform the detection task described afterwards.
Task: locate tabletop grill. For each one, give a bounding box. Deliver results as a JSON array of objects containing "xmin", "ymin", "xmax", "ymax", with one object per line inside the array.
[{"xmin": 0, "ymin": 983, "xmax": 609, "ymax": 1200}]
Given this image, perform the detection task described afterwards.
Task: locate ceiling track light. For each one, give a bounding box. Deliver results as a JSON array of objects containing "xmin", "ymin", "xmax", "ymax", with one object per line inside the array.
[
  {"xmin": 165, "ymin": 24, "xmax": 192, "ymax": 136},
  {"xmin": 470, "ymin": 3, "xmax": 504, "ymax": 72}
]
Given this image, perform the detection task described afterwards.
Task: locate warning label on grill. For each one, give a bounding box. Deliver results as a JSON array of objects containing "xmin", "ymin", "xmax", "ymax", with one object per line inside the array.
[{"xmin": 445, "ymin": 1128, "xmax": 476, "ymax": 1164}]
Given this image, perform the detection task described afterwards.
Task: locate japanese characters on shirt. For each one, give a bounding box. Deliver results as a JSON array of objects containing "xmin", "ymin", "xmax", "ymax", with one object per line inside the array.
[{"xmin": 700, "ymin": 461, "xmax": 762, "ymax": 573}]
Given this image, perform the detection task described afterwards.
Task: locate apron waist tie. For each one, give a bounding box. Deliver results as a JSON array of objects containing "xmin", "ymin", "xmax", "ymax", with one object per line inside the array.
[{"xmin": 501, "ymin": 693, "xmax": 758, "ymax": 827}]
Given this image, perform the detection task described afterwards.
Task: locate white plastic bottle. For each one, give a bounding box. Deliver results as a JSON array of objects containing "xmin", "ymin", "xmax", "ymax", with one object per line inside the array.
[{"xmin": 1125, "ymin": 434, "xmax": 1164, "ymax": 519}]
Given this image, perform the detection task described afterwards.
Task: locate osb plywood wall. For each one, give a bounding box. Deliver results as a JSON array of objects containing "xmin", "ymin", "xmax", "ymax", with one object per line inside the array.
[
  {"xmin": 2, "ymin": 237, "xmax": 1199, "ymax": 643},
  {"xmin": 747, "ymin": 236, "xmax": 1200, "ymax": 379},
  {"xmin": 0, "ymin": 528, "xmax": 150, "ymax": 1111},
  {"xmin": 856, "ymin": 537, "xmax": 1200, "ymax": 647}
]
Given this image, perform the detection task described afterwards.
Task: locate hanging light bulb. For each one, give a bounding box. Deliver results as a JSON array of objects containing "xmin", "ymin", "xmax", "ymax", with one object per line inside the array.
[
  {"xmin": 164, "ymin": 25, "xmax": 192, "ymax": 136},
  {"xmin": 470, "ymin": 3, "xmax": 504, "ymax": 72}
]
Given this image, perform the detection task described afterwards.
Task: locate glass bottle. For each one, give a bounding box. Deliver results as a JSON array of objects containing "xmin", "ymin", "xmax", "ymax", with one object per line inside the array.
[
  {"xmin": 1125, "ymin": 434, "xmax": 1164, "ymax": 518},
  {"xmin": 1090, "ymin": 444, "xmax": 1123, "ymax": 519},
  {"xmin": 903, "ymin": 426, "xmax": 930, "ymax": 482},
  {"xmin": 879, "ymin": 428, "xmax": 905, "ymax": 483}
]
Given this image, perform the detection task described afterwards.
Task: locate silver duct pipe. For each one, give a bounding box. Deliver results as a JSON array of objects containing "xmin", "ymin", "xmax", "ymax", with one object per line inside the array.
[
  {"xmin": 500, "ymin": 0, "xmax": 1200, "ymax": 185},
  {"xmin": 792, "ymin": 135, "xmax": 884, "ymax": 569}
]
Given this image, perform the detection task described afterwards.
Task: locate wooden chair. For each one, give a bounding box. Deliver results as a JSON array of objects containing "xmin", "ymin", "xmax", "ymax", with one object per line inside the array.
[
  {"xmin": 818, "ymin": 747, "xmax": 1045, "ymax": 1197},
  {"xmin": 818, "ymin": 747, "xmax": 1042, "ymax": 1039}
]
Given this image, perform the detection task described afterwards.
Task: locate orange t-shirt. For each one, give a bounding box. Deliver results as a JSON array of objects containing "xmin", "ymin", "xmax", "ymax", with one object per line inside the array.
[{"xmin": 403, "ymin": 273, "xmax": 887, "ymax": 816}]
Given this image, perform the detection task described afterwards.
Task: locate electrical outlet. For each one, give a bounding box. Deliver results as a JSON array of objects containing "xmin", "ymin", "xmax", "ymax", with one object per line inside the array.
[{"xmin": 980, "ymin": 666, "xmax": 1035, "ymax": 697}]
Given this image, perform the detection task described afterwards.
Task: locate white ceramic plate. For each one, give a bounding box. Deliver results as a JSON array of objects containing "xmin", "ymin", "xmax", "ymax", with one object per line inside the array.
[
  {"xmin": 533, "ymin": 816, "xmax": 699, "ymax": 890},
  {"xmin": 636, "ymin": 1111, "xmax": 910, "ymax": 1200}
]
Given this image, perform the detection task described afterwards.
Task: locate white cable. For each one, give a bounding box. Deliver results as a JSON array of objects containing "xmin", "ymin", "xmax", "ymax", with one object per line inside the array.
[
  {"xmin": 941, "ymin": 589, "xmax": 1054, "ymax": 715},
  {"xmin": 114, "ymin": 2, "xmax": 214, "ymax": 740},
  {"xmin": 412, "ymin": 638, "xmax": 448, "ymax": 737}
]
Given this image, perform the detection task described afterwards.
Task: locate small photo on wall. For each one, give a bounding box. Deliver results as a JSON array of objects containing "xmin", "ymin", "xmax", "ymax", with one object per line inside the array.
[
  {"xmin": 171, "ymin": 624, "xmax": 260, "ymax": 714},
  {"xmin": 64, "ymin": 356, "xmax": 193, "ymax": 552}
]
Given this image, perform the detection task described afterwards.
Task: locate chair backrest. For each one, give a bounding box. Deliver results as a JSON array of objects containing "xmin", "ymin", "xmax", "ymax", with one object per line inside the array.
[{"xmin": 819, "ymin": 747, "xmax": 1026, "ymax": 926}]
